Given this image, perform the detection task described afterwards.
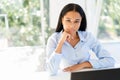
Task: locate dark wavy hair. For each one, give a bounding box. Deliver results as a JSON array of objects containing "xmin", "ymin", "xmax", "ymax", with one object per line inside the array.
[{"xmin": 55, "ymin": 3, "xmax": 87, "ymax": 32}]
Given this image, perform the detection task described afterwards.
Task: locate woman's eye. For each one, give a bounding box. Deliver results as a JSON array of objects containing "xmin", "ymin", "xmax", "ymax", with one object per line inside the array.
[
  {"xmin": 66, "ymin": 20, "xmax": 71, "ymax": 22},
  {"xmin": 75, "ymin": 21, "xmax": 80, "ymax": 23}
]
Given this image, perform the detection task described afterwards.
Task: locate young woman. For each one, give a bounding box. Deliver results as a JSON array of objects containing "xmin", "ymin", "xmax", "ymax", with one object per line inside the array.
[{"xmin": 46, "ymin": 3, "xmax": 115, "ymax": 76}]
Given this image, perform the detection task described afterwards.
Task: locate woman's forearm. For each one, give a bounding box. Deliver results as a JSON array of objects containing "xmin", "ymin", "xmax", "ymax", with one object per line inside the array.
[
  {"xmin": 63, "ymin": 61, "xmax": 93, "ymax": 72},
  {"xmin": 55, "ymin": 41, "xmax": 64, "ymax": 53},
  {"xmin": 79, "ymin": 61, "xmax": 93, "ymax": 69}
]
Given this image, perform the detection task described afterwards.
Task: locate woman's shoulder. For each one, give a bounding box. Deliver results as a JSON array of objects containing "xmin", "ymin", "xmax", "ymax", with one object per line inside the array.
[
  {"xmin": 49, "ymin": 32, "xmax": 60, "ymax": 38},
  {"xmin": 48, "ymin": 32, "xmax": 60, "ymax": 41},
  {"xmin": 78, "ymin": 31, "xmax": 96, "ymax": 42}
]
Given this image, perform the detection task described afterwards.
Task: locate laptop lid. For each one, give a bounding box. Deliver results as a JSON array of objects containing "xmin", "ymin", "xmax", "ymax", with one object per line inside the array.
[{"xmin": 71, "ymin": 68, "xmax": 120, "ymax": 80}]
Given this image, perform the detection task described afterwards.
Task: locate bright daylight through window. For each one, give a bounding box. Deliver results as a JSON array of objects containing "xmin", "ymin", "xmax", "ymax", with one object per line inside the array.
[{"xmin": 98, "ymin": 0, "xmax": 120, "ymax": 42}]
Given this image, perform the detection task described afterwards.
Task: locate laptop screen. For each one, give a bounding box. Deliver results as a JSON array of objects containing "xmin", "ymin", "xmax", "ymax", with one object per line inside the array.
[{"xmin": 71, "ymin": 68, "xmax": 120, "ymax": 80}]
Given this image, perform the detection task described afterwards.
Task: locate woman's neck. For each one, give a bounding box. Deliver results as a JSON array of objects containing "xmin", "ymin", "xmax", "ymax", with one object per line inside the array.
[{"xmin": 71, "ymin": 32, "xmax": 79, "ymax": 39}]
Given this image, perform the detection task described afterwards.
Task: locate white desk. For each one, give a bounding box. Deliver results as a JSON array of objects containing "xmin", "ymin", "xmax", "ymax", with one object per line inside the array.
[
  {"xmin": 1, "ymin": 66, "xmax": 120, "ymax": 80},
  {"xmin": 39, "ymin": 71, "xmax": 71, "ymax": 80},
  {"xmin": 39, "ymin": 64, "xmax": 120, "ymax": 80},
  {"xmin": 0, "ymin": 71, "xmax": 70, "ymax": 80}
]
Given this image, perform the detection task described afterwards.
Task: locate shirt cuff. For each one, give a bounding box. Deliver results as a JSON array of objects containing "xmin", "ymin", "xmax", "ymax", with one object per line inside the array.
[
  {"xmin": 89, "ymin": 59, "xmax": 100, "ymax": 69},
  {"xmin": 51, "ymin": 51, "xmax": 62, "ymax": 60}
]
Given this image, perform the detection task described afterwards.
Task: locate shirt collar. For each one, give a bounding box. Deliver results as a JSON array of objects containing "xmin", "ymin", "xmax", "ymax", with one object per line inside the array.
[{"xmin": 77, "ymin": 31, "xmax": 86, "ymax": 42}]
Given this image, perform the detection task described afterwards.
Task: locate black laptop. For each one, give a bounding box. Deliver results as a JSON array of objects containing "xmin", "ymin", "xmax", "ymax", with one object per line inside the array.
[{"xmin": 71, "ymin": 68, "xmax": 120, "ymax": 80}]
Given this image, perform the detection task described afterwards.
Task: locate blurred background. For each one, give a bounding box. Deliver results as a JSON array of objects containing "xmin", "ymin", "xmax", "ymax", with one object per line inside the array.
[{"xmin": 0, "ymin": 0, "xmax": 120, "ymax": 76}]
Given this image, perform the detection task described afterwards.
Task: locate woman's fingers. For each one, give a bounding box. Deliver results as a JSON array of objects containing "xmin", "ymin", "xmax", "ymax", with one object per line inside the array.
[
  {"xmin": 63, "ymin": 67, "xmax": 71, "ymax": 72},
  {"xmin": 60, "ymin": 31, "xmax": 73, "ymax": 43},
  {"xmin": 66, "ymin": 34, "xmax": 71, "ymax": 42},
  {"xmin": 64, "ymin": 32, "xmax": 73, "ymax": 42}
]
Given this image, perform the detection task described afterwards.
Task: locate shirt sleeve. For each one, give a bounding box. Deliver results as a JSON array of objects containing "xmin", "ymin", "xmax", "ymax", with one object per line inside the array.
[
  {"xmin": 46, "ymin": 34, "xmax": 62, "ymax": 76},
  {"xmin": 88, "ymin": 33, "xmax": 115, "ymax": 69}
]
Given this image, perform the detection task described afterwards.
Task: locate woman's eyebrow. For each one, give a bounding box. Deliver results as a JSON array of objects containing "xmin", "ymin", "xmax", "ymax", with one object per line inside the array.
[
  {"xmin": 76, "ymin": 19, "xmax": 80, "ymax": 21},
  {"xmin": 65, "ymin": 17, "xmax": 80, "ymax": 20},
  {"xmin": 65, "ymin": 17, "xmax": 71, "ymax": 19}
]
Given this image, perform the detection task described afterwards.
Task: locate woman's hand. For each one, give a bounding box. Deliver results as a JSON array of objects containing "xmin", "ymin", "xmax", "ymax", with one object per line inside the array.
[
  {"xmin": 59, "ymin": 31, "xmax": 73, "ymax": 44},
  {"xmin": 63, "ymin": 62, "xmax": 92, "ymax": 72},
  {"xmin": 55, "ymin": 31, "xmax": 72, "ymax": 53},
  {"xmin": 63, "ymin": 64, "xmax": 82, "ymax": 72}
]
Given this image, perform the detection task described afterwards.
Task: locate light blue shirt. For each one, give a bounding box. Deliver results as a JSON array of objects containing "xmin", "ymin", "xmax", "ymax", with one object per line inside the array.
[{"xmin": 46, "ymin": 31, "xmax": 115, "ymax": 76}]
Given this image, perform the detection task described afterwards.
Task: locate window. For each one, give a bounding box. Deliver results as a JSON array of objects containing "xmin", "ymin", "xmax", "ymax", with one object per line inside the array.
[
  {"xmin": 0, "ymin": 0, "xmax": 49, "ymax": 47},
  {"xmin": 98, "ymin": 0, "xmax": 120, "ymax": 42},
  {"xmin": 0, "ymin": 0, "xmax": 49, "ymax": 72}
]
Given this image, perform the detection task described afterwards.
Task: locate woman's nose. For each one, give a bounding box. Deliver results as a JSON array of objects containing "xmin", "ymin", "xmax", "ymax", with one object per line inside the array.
[{"xmin": 70, "ymin": 23, "xmax": 75, "ymax": 28}]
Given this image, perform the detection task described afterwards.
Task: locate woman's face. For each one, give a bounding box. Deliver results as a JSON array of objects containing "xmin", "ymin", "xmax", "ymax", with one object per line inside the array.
[{"xmin": 62, "ymin": 11, "xmax": 82, "ymax": 34}]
